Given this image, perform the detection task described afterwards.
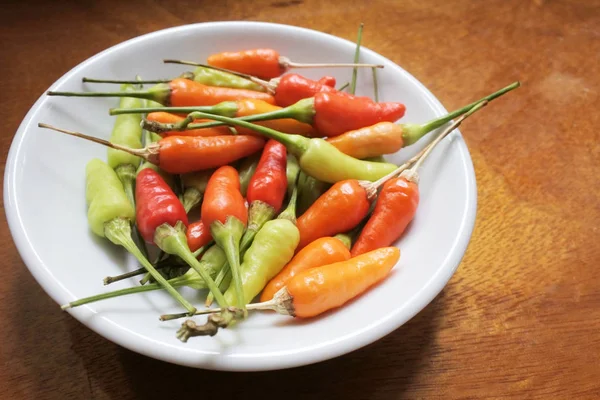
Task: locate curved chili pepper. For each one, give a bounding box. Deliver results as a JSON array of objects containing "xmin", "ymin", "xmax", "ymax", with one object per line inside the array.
[
  {"xmin": 206, "ymin": 48, "xmax": 382, "ymax": 80},
  {"xmin": 350, "ymin": 176, "xmax": 419, "ymax": 256},
  {"xmin": 296, "ymin": 180, "xmax": 371, "ymax": 251},
  {"xmin": 47, "ymin": 78, "xmax": 276, "ymax": 106},
  {"xmin": 172, "ymin": 247, "xmax": 400, "ymax": 337},
  {"xmin": 146, "ymin": 112, "xmax": 232, "ymax": 137},
  {"xmin": 201, "ymin": 166, "xmax": 248, "ymax": 309},
  {"xmin": 246, "ymin": 139, "xmax": 288, "ymax": 213},
  {"xmin": 38, "ymin": 124, "xmax": 266, "ymax": 175},
  {"xmin": 260, "ymin": 236, "xmax": 351, "ymax": 302}
]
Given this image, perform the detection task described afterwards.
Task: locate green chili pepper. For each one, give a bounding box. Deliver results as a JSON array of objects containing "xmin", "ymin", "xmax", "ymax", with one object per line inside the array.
[
  {"xmin": 237, "ymin": 153, "xmax": 261, "ymax": 196},
  {"xmin": 189, "ymin": 66, "xmax": 267, "ymax": 92},
  {"xmin": 65, "ymin": 158, "xmax": 196, "ymax": 313},
  {"xmin": 223, "ymin": 186, "xmax": 299, "ymax": 305},
  {"xmin": 107, "ymin": 85, "xmax": 144, "ymax": 173},
  {"xmin": 362, "ymin": 155, "xmax": 386, "ymax": 163}
]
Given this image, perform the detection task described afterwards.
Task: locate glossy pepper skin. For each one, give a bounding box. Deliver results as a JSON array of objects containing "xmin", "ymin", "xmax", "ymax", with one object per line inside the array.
[
  {"xmin": 169, "ymin": 78, "xmax": 276, "ymax": 106},
  {"xmin": 326, "ymin": 122, "xmax": 405, "ymax": 159},
  {"xmin": 351, "ymin": 177, "xmax": 419, "ymax": 256},
  {"xmin": 135, "ymin": 168, "xmax": 188, "ymax": 243},
  {"xmin": 274, "ymin": 74, "xmax": 338, "ymax": 107},
  {"xmin": 208, "ymin": 48, "xmax": 283, "ymax": 80},
  {"xmin": 260, "ymin": 236, "xmax": 351, "ymax": 302},
  {"xmin": 287, "ymin": 247, "xmax": 400, "ymax": 318},
  {"xmin": 296, "ymin": 180, "xmax": 370, "ymax": 250},
  {"xmin": 186, "ymin": 221, "xmax": 212, "ymax": 252},
  {"xmin": 312, "ymin": 92, "xmax": 406, "ymax": 137},
  {"xmin": 201, "ymin": 166, "xmax": 248, "ymax": 228},
  {"xmin": 157, "ymin": 135, "xmax": 265, "ymax": 174},
  {"xmin": 85, "ymin": 159, "xmax": 135, "ymax": 237},
  {"xmin": 246, "ymin": 140, "xmax": 288, "ymax": 212}
]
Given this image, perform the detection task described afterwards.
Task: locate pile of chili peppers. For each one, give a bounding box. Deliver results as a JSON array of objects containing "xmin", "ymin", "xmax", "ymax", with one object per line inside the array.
[{"xmin": 38, "ymin": 31, "xmax": 520, "ymax": 341}]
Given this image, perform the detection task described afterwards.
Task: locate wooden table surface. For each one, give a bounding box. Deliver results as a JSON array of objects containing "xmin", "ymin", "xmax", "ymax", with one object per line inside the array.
[{"xmin": 1, "ymin": 0, "xmax": 599, "ymax": 398}]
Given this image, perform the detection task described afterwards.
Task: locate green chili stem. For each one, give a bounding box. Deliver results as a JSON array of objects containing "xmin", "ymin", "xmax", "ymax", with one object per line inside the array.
[
  {"xmin": 93, "ymin": 218, "xmax": 196, "ymax": 314},
  {"xmin": 350, "ymin": 23, "xmax": 364, "ymax": 95},
  {"xmin": 103, "ymin": 260, "xmax": 180, "ymax": 285},
  {"xmin": 47, "ymin": 83, "xmax": 170, "ymax": 105},
  {"xmin": 204, "ymin": 259, "xmax": 230, "ymax": 307},
  {"xmin": 109, "ymin": 101, "xmax": 239, "ymax": 117},
  {"xmin": 143, "ymin": 110, "xmax": 310, "ymax": 157},
  {"xmin": 401, "ymin": 81, "xmax": 520, "ymax": 145},
  {"xmin": 154, "ymin": 222, "xmax": 227, "ymax": 307},
  {"xmin": 83, "ymin": 77, "xmax": 170, "ymax": 84},
  {"xmin": 277, "ymin": 184, "xmax": 298, "ymax": 224},
  {"xmin": 182, "ymin": 188, "xmax": 202, "ymax": 213},
  {"xmin": 63, "ymin": 281, "xmax": 169, "ymax": 309},
  {"xmin": 210, "ymin": 217, "xmax": 245, "ymax": 310},
  {"xmin": 337, "ymin": 82, "xmax": 350, "ymax": 91},
  {"xmin": 333, "ymin": 232, "xmax": 353, "ymax": 249}
]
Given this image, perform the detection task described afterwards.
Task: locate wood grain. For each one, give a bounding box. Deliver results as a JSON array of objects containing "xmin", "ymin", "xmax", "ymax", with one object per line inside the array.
[{"xmin": 1, "ymin": 0, "xmax": 599, "ymax": 398}]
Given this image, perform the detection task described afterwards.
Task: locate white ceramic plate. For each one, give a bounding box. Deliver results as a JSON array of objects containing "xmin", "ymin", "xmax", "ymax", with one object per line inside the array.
[{"xmin": 4, "ymin": 21, "xmax": 476, "ymax": 371}]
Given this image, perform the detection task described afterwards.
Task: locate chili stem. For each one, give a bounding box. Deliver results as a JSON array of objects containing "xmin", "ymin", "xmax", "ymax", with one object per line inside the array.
[
  {"xmin": 350, "ymin": 23, "xmax": 364, "ymax": 95},
  {"xmin": 86, "ymin": 218, "xmax": 196, "ymax": 314},
  {"xmin": 109, "ymin": 102, "xmax": 238, "ymax": 116},
  {"xmin": 104, "ymin": 261, "xmax": 174, "ymax": 285},
  {"xmin": 372, "ymin": 67, "xmax": 379, "ymax": 102},
  {"xmin": 154, "ymin": 222, "xmax": 228, "ymax": 307},
  {"xmin": 337, "ymin": 82, "xmax": 350, "ymax": 91},
  {"xmin": 210, "ymin": 218, "xmax": 246, "ymax": 311},
  {"xmin": 83, "ymin": 77, "xmax": 170, "ymax": 84},
  {"xmin": 281, "ymin": 58, "xmax": 384, "ymax": 69},
  {"xmin": 38, "ymin": 123, "xmax": 150, "ymax": 160}
]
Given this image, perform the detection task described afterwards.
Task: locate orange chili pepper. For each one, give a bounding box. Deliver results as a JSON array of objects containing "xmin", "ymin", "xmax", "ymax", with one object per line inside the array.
[
  {"xmin": 47, "ymin": 78, "xmax": 276, "ymax": 106},
  {"xmin": 295, "ymin": 180, "xmax": 371, "ymax": 251},
  {"xmin": 260, "ymin": 236, "xmax": 351, "ymax": 302},
  {"xmin": 285, "ymin": 247, "xmax": 400, "ymax": 318},
  {"xmin": 326, "ymin": 122, "xmax": 404, "ymax": 159},
  {"xmin": 207, "ymin": 48, "xmax": 383, "ymax": 80},
  {"xmin": 146, "ymin": 112, "xmax": 232, "ymax": 137},
  {"xmin": 201, "ymin": 166, "xmax": 248, "ymax": 229}
]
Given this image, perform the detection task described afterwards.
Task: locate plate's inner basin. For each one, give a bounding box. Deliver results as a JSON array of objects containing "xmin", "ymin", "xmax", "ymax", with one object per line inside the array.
[{"xmin": 7, "ymin": 22, "xmax": 474, "ymax": 370}]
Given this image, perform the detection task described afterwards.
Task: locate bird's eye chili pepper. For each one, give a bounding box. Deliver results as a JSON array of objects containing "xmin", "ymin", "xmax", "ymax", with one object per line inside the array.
[
  {"xmin": 57, "ymin": 158, "xmax": 196, "ymax": 314},
  {"xmin": 60, "ymin": 244, "xmax": 226, "ymax": 307},
  {"xmin": 138, "ymin": 110, "xmax": 400, "ymax": 183},
  {"xmin": 47, "ymin": 78, "xmax": 276, "ymax": 106},
  {"xmin": 186, "ymin": 220, "xmax": 213, "ymax": 252},
  {"xmin": 248, "ymin": 73, "xmax": 341, "ymax": 108},
  {"xmin": 203, "ymin": 48, "xmax": 383, "ymax": 80},
  {"xmin": 145, "ymin": 92, "xmax": 404, "ymax": 139},
  {"xmin": 107, "ymin": 84, "xmax": 145, "ymax": 206},
  {"xmin": 133, "ymin": 168, "xmax": 228, "ymax": 307},
  {"xmin": 146, "ymin": 112, "xmax": 233, "ymax": 137},
  {"xmin": 260, "ymin": 235, "xmax": 351, "ymax": 302},
  {"xmin": 83, "ymin": 66, "xmax": 269, "ymax": 93},
  {"xmin": 204, "ymin": 145, "xmax": 290, "ymax": 307},
  {"xmin": 297, "ymin": 171, "xmax": 331, "ymax": 216},
  {"xmin": 180, "ymin": 169, "xmax": 213, "ymax": 213},
  {"xmin": 326, "ymin": 81, "xmax": 521, "ymax": 159},
  {"xmin": 296, "ymin": 100, "xmax": 489, "ymax": 251},
  {"xmin": 38, "ymin": 124, "xmax": 265, "ymax": 175},
  {"xmin": 201, "ymin": 166, "xmax": 248, "ymax": 310},
  {"xmin": 164, "ymin": 185, "xmax": 300, "ymax": 324},
  {"xmin": 351, "ymin": 101, "xmax": 488, "ymax": 256},
  {"xmin": 172, "ymin": 247, "xmax": 400, "ymax": 339}
]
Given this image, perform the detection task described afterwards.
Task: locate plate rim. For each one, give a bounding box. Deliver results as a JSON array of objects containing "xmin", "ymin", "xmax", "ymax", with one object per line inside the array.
[{"xmin": 4, "ymin": 20, "xmax": 477, "ymax": 371}]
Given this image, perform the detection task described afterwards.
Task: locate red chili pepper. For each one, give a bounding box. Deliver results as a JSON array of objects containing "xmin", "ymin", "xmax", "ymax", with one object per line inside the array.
[
  {"xmin": 201, "ymin": 166, "xmax": 249, "ymax": 308},
  {"xmin": 135, "ymin": 168, "xmax": 188, "ymax": 243},
  {"xmin": 317, "ymin": 76, "xmax": 336, "ymax": 87},
  {"xmin": 273, "ymin": 74, "xmax": 338, "ymax": 107},
  {"xmin": 186, "ymin": 220, "xmax": 213, "ymax": 252},
  {"xmin": 312, "ymin": 92, "xmax": 406, "ymax": 137},
  {"xmin": 246, "ymin": 139, "xmax": 288, "ymax": 213}
]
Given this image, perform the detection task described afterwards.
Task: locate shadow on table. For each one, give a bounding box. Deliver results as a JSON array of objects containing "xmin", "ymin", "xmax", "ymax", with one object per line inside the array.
[{"xmin": 65, "ymin": 290, "xmax": 447, "ymax": 400}]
